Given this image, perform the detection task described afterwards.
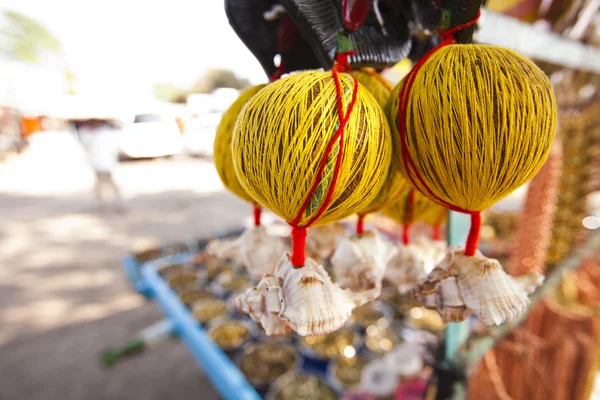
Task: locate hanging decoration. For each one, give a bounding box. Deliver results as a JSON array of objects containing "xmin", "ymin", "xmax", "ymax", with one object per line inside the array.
[
  {"xmin": 233, "ymin": 39, "xmax": 393, "ymax": 335},
  {"xmin": 387, "ymin": 11, "xmax": 556, "ymax": 325},
  {"xmin": 209, "ymin": 85, "xmax": 289, "ymax": 281},
  {"xmin": 381, "ymin": 187, "xmax": 447, "ymax": 293}
]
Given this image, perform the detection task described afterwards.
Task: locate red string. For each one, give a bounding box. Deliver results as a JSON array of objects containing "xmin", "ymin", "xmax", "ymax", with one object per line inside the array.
[
  {"xmin": 269, "ymin": 60, "xmax": 286, "ymax": 82},
  {"xmin": 465, "ymin": 212, "xmax": 481, "ymax": 256},
  {"xmin": 332, "ymin": 51, "xmax": 356, "ymax": 73},
  {"xmin": 288, "ymin": 60, "xmax": 358, "ymax": 267},
  {"xmin": 403, "ymin": 224, "xmax": 411, "ymax": 245},
  {"xmin": 253, "ymin": 203, "xmax": 261, "ymax": 227},
  {"xmin": 396, "ymin": 11, "xmax": 481, "ymax": 255},
  {"xmin": 357, "ymin": 214, "xmax": 365, "ymax": 235},
  {"xmin": 290, "ymin": 226, "xmax": 307, "ymax": 266},
  {"xmin": 432, "ymin": 225, "xmax": 441, "ymax": 240}
]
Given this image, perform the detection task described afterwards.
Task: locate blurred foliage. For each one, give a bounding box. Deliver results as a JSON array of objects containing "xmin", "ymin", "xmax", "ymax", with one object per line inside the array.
[
  {"xmin": 0, "ymin": 10, "xmax": 61, "ymax": 63},
  {"xmin": 154, "ymin": 83, "xmax": 185, "ymax": 103},
  {"xmin": 190, "ymin": 69, "xmax": 251, "ymax": 94},
  {"xmin": 157, "ymin": 69, "xmax": 251, "ymax": 103}
]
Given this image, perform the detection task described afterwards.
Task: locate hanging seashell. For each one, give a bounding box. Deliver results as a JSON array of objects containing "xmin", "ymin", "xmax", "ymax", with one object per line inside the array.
[
  {"xmin": 385, "ymin": 236, "xmax": 446, "ymax": 294},
  {"xmin": 236, "ymin": 254, "xmax": 377, "ymax": 336},
  {"xmin": 331, "ymin": 230, "xmax": 396, "ymax": 292},
  {"xmin": 207, "ymin": 226, "xmax": 289, "ymax": 280},
  {"xmin": 305, "ymin": 222, "xmax": 348, "ymax": 262},
  {"xmin": 411, "ymin": 247, "xmax": 544, "ymax": 326}
]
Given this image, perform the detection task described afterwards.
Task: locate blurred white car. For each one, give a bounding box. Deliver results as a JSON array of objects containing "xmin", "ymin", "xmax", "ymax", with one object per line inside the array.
[
  {"xmin": 182, "ymin": 112, "xmax": 223, "ymax": 157},
  {"xmin": 120, "ymin": 113, "xmax": 183, "ymax": 159}
]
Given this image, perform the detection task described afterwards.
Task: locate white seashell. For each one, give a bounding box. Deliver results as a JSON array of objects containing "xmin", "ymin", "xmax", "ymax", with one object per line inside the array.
[
  {"xmin": 411, "ymin": 247, "xmax": 544, "ymax": 326},
  {"xmin": 305, "ymin": 222, "xmax": 348, "ymax": 262},
  {"xmin": 331, "ymin": 230, "xmax": 397, "ymax": 292},
  {"xmin": 207, "ymin": 226, "xmax": 288, "ymax": 280},
  {"xmin": 360, "ymin": 359, "xmax": 398, "ymax": 397},
  {"xmin": 236, "ymin": 254, "xmax": 376, "ymax": 336},
  {"xmin": 385, "ymin": 236, "xmax": 447, "ymax": 294},
  {"xmin": 384, "ymin": 343, "xmax": 424, "ymax": 377}
]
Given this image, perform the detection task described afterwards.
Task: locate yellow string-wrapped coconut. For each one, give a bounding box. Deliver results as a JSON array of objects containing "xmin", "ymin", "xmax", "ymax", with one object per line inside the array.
[
  {"xmin": 382, "ymin": 186, "xmax": 445, "ymax": 226},
  {"xmin": 350, "ymin": 69, "xmax": 407, "ymax": 217},
  {"xmin": 350, "ymin": 68, "xmax": 392, "ymax": 109},
  {"xmin": 214, "ymin": 84, "xmax": 266, "ymax": 203},
  {"xmin": 233, "ymin": 70, "xmax": 391, "ymax": 227},
  {"xmin": 387, "ymin": 44, "xmax": 556, "ymax": 212}
]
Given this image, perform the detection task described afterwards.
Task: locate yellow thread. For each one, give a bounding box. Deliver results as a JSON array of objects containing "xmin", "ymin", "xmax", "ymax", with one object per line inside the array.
[
  {"xmin": 350, "ymin": 68, "xmax": 392, "ymax": 109},
  {"xmin": 387, "ymin": 44, "xmax": 557, "ymax": 211},
  {"xmin": 213, "ymin": 84, "xmax": 266, "ymax": 203},
  {"xmin": 232, "ymin": 70, "xmax": 392, "ymax": 227},
  {"xmin": 382, "ymin": 186, "xmax": 447, "ymax": 225},
  {"xmin": 350, "ymin": 68, "xmax": 408, "ymax": 215}
]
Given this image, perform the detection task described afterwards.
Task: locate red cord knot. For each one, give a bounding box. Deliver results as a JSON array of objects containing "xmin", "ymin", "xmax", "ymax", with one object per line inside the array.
[
  {"xmin": 332, "ymin": 51, "xmax": 357, "ymax": 73},
  {"xmin": 357, "ymin": 214, "xmax": 365, "ymax": 235},
  {"xmin": 253, "ymin": 203, "xmax": 262, "ymax": 227},
  {"xmin": 290, "ymin": 226, "xmax": 307, "ymax": 267},
  {"xmin": 269, "ymin": 60, "xmax": 286, "ymax": 82},
  {"xmin": 438, "ymin": 10, "xmax": 481, "ymax": 43}
]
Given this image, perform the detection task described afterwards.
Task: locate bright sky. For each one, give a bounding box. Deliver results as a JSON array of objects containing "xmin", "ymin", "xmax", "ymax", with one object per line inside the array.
[{"xmin": 0, "ymin": 0, "xmax": 268, "ymax": 96}]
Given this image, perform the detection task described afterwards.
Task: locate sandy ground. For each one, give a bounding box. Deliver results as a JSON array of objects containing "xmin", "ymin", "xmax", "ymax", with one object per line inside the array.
[{"xmin": 0, "ymin": 132, "xmax": 250, "ymax": 400}]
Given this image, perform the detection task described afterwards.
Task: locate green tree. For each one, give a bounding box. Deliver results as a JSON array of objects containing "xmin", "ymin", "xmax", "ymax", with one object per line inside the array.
[{"xmin": 0, "ymin": 10, "xmax": 61, "ymax": 63}]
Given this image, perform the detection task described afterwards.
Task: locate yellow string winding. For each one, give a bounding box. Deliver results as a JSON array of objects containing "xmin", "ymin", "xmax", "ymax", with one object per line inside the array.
[
  {"xmin": 213, "ymin": 84, "xmax": 266, "ymax": 203},
  {"xmin": 232, "ymin": 70, "xmax": 392, "ymax": 227},
  {"xmin": 349, "ymin": 68, "xmax": 409, "ymax": 216},
  {"xmin": 382, "ymin": 186, "xmax": 447, "ymax": 225},
  {"xmin": 387, "ymin": 44, "xmax": 557, "ymax": 211},
  {"xmin": 350, "ymin": 68, "xmax": 393, "ymax": 109}
]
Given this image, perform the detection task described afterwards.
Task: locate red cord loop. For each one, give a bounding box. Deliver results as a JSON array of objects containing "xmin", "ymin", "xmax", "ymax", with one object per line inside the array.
[
  {"xmin": 290, "ymin": 226, "xmax": 307, "ymax": 267},
  {"xmin": 432, "ymin": 225, "xmax": 442, "ymax": 240},
  {"xmin": 288, "ymin": 70, "xmax": 359, "ymax": 267},
  {"xmin": 396, "ymin": 10, "xmax": 482, "ymax": 255},
  {"xmin": 253, "ymin": 203, "xmax": 262, "ymax": 227},
  {"xmin": 402, "ymin": 224, "xmax": 411, "ymax": 245},
  {"xmin": 269, "ymin": 60, "xmax": 286, "ymax": 82},
  {"xmin": 332, "ymin": 51, "xmax": 357, "ymax": 73},
  {"xmin": 357, "ymin": 214, "xmax": 365, "ymax": 235}
]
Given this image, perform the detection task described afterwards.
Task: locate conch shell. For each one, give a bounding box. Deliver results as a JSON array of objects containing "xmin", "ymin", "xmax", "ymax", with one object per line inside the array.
[
  {"xmin": 305, "ymin": 222, "xmax": 348, "ymax": 262},
  {"xmin": 331, "ymin": 230, "xmax": 396, "ymax": 293},
  {"xmin": 411, "ymin": 247, "xmax": 543, "ymax": 326},
  {"xmin": 385, "ymin": 236, "xmax": 447, "ymax": 294},
  {"xmin": 236, "ymin": 254, "xmax": 377, "ymax": 336},
  {"xmin": 207, "ymin": 226, "xmax": 288, "ymax": 280}
]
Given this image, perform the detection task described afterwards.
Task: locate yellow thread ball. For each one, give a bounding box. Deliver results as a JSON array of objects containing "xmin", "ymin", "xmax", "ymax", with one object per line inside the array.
[
  {"xmin": 350, "ymin": 68, "xmax": 392, "ymax": 110},
  {"xmin": 382, "ymin": 187, "xmax": 446, "ymax": 225},
  {"xmin": 359, "ymin": 161, "xmax": 408, "ymax": 216},
  {"xmin": 213, "ymin": 84, "xmax": 266, "ymax": 203},
  {"xmin": 350, "ymin": 68, "xmax": 407, "ymax": 215},
  {"xmin": 232, "ymin": 70, "xmax": 392, "ymax": 227},
  {"xmin": 387, "ymin": 44, "xmax": 557, "ymax": 211}
]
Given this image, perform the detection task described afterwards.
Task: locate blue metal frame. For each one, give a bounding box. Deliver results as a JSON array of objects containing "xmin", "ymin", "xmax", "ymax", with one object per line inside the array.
[{"xmin": 137, "ymin": 256, "xmax": 261, "ymax": 400}]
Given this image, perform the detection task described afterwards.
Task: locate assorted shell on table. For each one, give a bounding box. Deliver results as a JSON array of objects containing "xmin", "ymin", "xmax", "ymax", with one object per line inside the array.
[
  {"xmin": 385, "ymin": 236, "xmax": 447, "ymax": 294},
  {"xmin": 411, "ymin": 247, "xmax": 544, "ymax": 326},
  {"xmin": 207, "ymin": 226, "xmax": 289, "ymax": 281},
  {"xmin": 331, "ymin": 230, "xmax": 396, "ymax": 293},
  {"xmin": 236, "ymin": 254, "xmax": 379, "ymax": 336},
  {"xmin": 305, "ymin": 222, "xmax": 348, "ymax": 262}
]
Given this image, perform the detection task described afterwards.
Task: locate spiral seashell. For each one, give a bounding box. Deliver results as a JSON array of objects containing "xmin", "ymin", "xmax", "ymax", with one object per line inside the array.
[
  {"xmin": 207, "ymin": 226, "xmax": 288, "ymax": 280},
  {"xmin": 331, "ymin": 230, "xmax": 396, "ymax": 292},
  {"xmin": 411, "ymin": 247, "xmax": 543, "ymax": 326},
  {"xmin": 236, "ymin": 254, "xmax": 378, "ymax": 336},
  {"xmin": 385, "ymin": 236, "xmax": 446, "ymax": 294}
]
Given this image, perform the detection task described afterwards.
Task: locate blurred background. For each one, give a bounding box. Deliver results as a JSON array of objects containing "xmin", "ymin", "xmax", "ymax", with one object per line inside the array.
[
  {"xmin": 0, "ymin": 2, "xmax": 265, "ymax": 399},
  {"xmin": 1, "ymin": 1, "xmax": 600, "ymax": 400}
]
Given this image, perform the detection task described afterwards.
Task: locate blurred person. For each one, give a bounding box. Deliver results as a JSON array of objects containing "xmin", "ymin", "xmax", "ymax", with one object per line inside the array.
[{"xmin": 76, "ymin": 119, "xmax": 124, "ymax": 211}]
